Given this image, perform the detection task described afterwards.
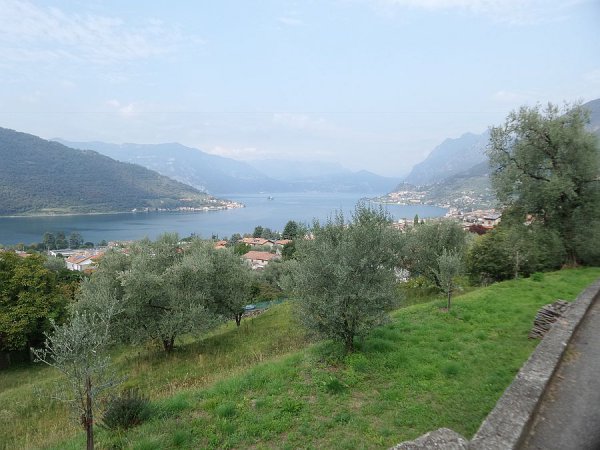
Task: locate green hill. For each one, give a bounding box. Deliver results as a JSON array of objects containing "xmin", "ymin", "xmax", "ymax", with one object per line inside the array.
[
  {"xmin": 0, "ymin": 127, "xmax": 225, "ymax": 215},
  {"xmin": 1, "ymin": 268, "xmax": 598, "ymax": 449}
]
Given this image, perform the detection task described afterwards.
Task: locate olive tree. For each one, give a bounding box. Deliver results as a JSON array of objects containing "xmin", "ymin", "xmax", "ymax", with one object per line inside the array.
[
  {"xmin": 286, "ymin": 203, "xmax": 401, "ymax": 353},
  {"xmin": 432, "ymin": 249, "xmax": 463, "ymax": 310},
  {"xmin": 488, "ymin": 103, "xmax": 600, "ymax": 265},
  {"xmin": 118, "ymin": 234, "xmax": 214, "ymax": 353},
  {"xmin": 401, "ymin": 221, "xmax": 468, "ymax": 287},
  {"xmin": 32, "ymin": 282, "xmax": 121, "ymax": 450},
  {"xmin": 172, "ymin": 242, "xmax": 252, "ymax": 327}
]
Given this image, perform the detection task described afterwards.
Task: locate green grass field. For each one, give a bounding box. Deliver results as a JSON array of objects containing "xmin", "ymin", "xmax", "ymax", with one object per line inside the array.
[{"xmin": 1, "ymin": 268, "xmax": 599, "ymax": 449}]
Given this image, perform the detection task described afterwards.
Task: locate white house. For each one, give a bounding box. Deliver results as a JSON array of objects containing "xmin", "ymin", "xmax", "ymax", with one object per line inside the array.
[{"xmin": 65, "ymin": 253, "xmax": 103, "ymax": 272}]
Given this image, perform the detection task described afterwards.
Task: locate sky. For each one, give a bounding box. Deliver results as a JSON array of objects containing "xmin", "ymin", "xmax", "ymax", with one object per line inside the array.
[{"xmin": 0, "ymin": 0, "xmax": 598, "ymax": 177}]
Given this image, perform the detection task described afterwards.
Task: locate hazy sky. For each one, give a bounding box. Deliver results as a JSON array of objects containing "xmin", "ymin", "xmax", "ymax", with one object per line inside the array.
[{"xmin": 0, "ymin": 0, "xmax": 598, "ymax": 176}]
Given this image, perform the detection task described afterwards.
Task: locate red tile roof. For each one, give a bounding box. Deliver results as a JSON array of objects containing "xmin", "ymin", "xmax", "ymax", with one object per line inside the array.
[
  {"xmin": 240, "ymin": 238, "xmax": 273, "ymax": 246},
  {"xmin": 66, "ymin": 255, "xmax": 90, "ymax": 264},
  {"xmin": 242, "ymin": 251, "xmax": 280, "ymax": 261}
]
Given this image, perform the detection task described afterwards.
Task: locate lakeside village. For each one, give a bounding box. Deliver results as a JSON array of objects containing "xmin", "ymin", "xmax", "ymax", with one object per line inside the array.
[
  {"xmin": 132, "ymin": 197, "xmax": 244, "ymax": 213},
  {"xmin": 3, "ymin": 204, "xmax": 501, "ymax": 274},
  {"xmin": 375, "ymin": 187, "xmax": 501, "ymax": 232},
  {"xmin": 42, "ymin": 237, "xmax": 292, "ymax": 273}
]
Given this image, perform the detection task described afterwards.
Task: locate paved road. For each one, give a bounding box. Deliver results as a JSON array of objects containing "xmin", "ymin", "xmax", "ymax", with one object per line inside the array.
[{"xmin": 522, "ymin": 297, "xmax": 600, "ymax": 450}]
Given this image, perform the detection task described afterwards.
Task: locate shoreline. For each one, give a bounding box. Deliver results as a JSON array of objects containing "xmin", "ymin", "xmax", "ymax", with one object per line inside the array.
[
  {"xmin": 0, "ymin": 194, "xmax": 449, "ymax": 246},
  {"xmin": 0, "ymin": 204, "xmax": 245, "ymax": 219}
]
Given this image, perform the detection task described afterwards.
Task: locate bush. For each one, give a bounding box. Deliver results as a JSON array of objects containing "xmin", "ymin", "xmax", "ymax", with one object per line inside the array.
[
  {"xmin": 531, "ymin": 272, "xmax": 544, "ymax": 282},
  {"xmin": 100, "ymin": 389, "xmax": 151, "ymax": 430},
  {"xmin": 466, "ymin": 224, "xmax": 564, "ymax": 285}
]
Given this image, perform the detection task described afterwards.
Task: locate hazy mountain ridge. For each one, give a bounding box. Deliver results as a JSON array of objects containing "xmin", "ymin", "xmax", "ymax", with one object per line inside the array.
[
  {"xmin": 246, "ymin": 159, "xmax": 350, "ymax": 181},
  {"xmin": 404, "ymin": 99, "xmax": 600, "ymax": 192},
  {"xmin": 586, "ymin": 98, "xmax": 600, "ymax": 135},
  {"xmin": 387, "ymin": 98, "xmax": 600, "ymax": 209},
  {"xmin": 291, "ymin": 170, "xmax": 399, "ymax": 194},
  {"xmin": 57, "ymin": 140, "xmax": 399, "ymax": 194},
  {"xmin": 54, "ymin": 140, "xmax": 290, "ymax": 194},
  {"xmin": 402, "ymin": 131, "xmax": 489, "ymax": 186},
  {"xmin": 0, "ymin": 128, "xmax": 223, "ymax": 216}
]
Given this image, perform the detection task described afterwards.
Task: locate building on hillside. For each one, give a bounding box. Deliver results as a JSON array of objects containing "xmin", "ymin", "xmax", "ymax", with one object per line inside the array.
[
  {"xmin": 242, "ymin": 250, "xmax": 281, "ymax": 270},
  {"xmin": 275, "ymin": 239, "xmax": 293, "ymax": 246},
  {"xmin": 66, "ymin": 253, "xmax": 104, "ymax": 272},
  {"xmin": 214, "ymin": 240, "xmax": 228, "ymax": 250},
  {"xmin": 482, "ymin": 213, "xmax": 502, "ymax": 229},
  {"xmin": 240, "ymin": 237, "xmax": 275, "ymax": 248},
  {"xmin": 48, "ymin": 249, "xmax": 79, "ymax": 257}
]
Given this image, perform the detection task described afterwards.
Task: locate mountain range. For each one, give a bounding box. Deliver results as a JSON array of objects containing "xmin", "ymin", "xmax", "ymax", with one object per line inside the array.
[
  {"xmin": 0, "ymin": 128, "xmax": 225, "ymax": 216},
  {"xmin": 403, "ymin": 131, "xmax": 490, "ymax": 186},
  {"xmin": 391, "ymin": 98, "xmax": 600, "ymax": 207},
  {"xmin": 55, "ymin": 140, "xmax": 399, "ymax": 195},
  {"xmin": 3, "ymin": 99, "xmax": 597, "ymax": 216}
]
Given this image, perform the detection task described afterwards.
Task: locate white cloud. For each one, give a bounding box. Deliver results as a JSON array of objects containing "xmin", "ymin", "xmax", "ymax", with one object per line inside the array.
[
  {"xmin": 278, "ymin": 16, "xmax": 304, "ymax": 27},
  {"xmin": 0, "ymin": 0, "xmax": 188, "ymax": 64},
  {"xmin": 106, "ymin": 99, "xmax": 139, "ymax": 118},
  {"xmin": 361, "ymin": 0, "xmax": 589, "ymax": 24}
]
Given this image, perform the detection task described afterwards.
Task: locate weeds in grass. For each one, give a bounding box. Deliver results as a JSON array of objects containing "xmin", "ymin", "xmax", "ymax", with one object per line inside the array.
[
  {"xmin": 214, "ymin": 401, "xmax": 236, "ymax": 418},
  {"xmin": 100, "ymin": 389, "xmax": 151, "ymax": 430},
  {"xmin": 323, "ymin": 376, "xmax": 348, "ymax": 394}
]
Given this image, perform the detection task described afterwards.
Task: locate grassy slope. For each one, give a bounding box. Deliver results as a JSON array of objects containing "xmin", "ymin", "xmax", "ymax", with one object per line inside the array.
[{"xmin": 1, "ymin": 268, "xmax": 599, "ymax": 449}]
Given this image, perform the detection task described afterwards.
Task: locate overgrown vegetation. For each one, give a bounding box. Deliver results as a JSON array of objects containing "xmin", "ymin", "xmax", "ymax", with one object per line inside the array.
[
  {"xmin": 100, "ymin": 389, "xmax": 151, "ymax": 431},
  {"xmin": 1, "ymin": 268, "xmax": 598, "ymax": 449},
  {"xmin": 0, "ymin": 252, "xmax": 72, "ymax": 353}
]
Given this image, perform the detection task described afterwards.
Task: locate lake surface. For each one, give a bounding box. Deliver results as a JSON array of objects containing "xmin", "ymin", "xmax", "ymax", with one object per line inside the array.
[{"xmin": 0, "ymin": 192, "xmax": 447, "ymax": 245}]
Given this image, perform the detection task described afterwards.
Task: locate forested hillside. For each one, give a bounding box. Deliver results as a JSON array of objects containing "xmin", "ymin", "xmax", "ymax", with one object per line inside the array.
[{"xmin": 0, "ymin": 128, "xmax": 221, "ymax": 215}]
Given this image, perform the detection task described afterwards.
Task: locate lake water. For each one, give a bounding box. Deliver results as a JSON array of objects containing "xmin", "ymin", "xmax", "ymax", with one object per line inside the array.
[{"xmin": 0, "ymin": 193, "xmax": 447, "ymax": 245}]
